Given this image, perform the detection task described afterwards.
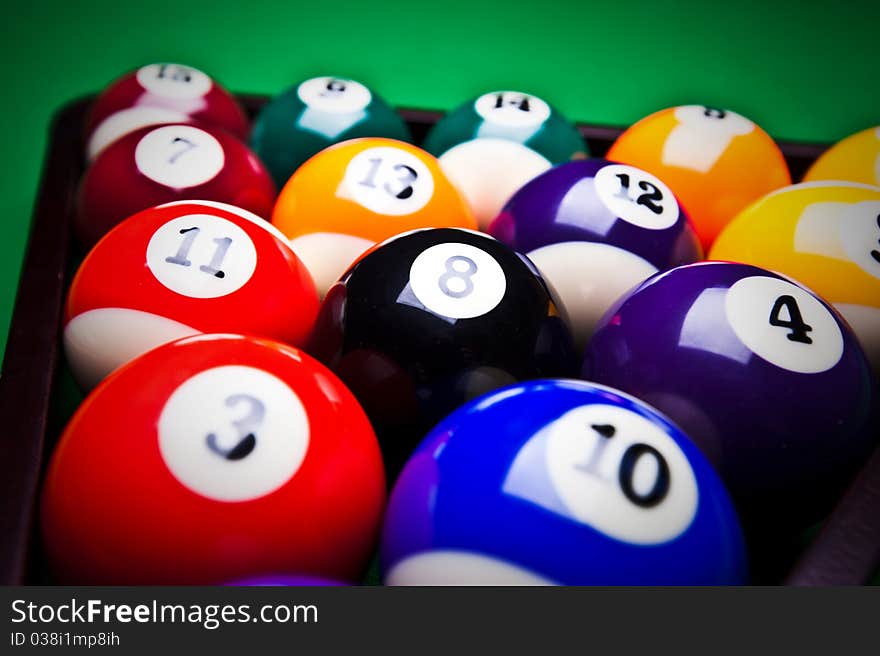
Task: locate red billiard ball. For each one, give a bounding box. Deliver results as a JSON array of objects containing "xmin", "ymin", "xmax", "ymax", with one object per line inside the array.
[
  {"xmin": 76, "ymin": 122, "xmax": 276, "ymax": 248},
  {"xmin": 64, "ymin": 201, "xmax": 319, "ymax": 389},
  {"xmin": 85, "ymin": 62, "xmax": 249, "ymax": 160},
  {"xmin": 41, "ymin": 334, "xmax": 386, "ymax": 584}
]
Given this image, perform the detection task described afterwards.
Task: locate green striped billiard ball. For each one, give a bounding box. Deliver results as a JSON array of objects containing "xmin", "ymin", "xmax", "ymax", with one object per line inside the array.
[{"xmin": 422, "ymin": 91, "xmax": 588, "ymax": 228}]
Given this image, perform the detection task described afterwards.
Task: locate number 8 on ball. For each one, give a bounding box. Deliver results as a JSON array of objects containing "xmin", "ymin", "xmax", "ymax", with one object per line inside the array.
[{"xmin": 408, "ymin": 241, "xmax": 508, "ymax": 320}]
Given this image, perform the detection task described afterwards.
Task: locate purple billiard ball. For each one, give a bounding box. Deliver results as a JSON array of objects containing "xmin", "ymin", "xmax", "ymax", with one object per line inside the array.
[
  {"xmin": 583, "ymin": 261, "xmax": 878, "ymax": 530},
  {"xmin": 228, "ymin": 575, "xmax": 345, "ymax": 586},
  {"xmin": 488, "ymin": 159, "xmax": 701, "ymax": 351}
]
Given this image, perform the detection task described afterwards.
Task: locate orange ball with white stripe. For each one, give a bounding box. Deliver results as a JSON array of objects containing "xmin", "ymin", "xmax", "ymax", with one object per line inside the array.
[
  {"xmin": 710, "ymin": 182, "xmax": 880, "ymax": 372},
  {"xmin": 271, "ymin": 138, "xmax": 476, "ymax": 295},
  {"xmin": 607, "ymin": 105, "xmax": 791, "ymax": 250},
  {"xmin": 803, "ymin": 126, "xmax": 880, "ymax": 186}
]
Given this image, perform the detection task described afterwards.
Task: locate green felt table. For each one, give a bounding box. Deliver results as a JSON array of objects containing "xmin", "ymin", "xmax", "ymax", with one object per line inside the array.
[
  {"xmin": 1, "ymin": 0, "xmax": 879, "ymax": 587},
  {"xmin": 1, "ymin": 0, "xmax": 879, "ymax": 356}
]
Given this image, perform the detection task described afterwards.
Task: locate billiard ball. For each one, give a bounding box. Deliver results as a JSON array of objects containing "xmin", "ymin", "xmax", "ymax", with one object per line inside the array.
[
  {"xmin": 606, "ymin": 105, "xmax": 791, "ymax": 250},
  {"xmin": 488, "ymin": 159, "xmax": 702, "ymax": 351},
  {"xmin": 438, "ymin": 139, "xmax": 552, "ymax": 230},
  {"xmin": 85, "ymin": 62, "xmax": 249, "ymax": 161},
  {"xmin": 803, "ymin": 126, "xmax": 880, "ymax": 186},
  {"xmin": 422, "ymin": 91, "xmax": 587, "ymax": 228},
  {"xmin": 381, "ymin": 379, "xmax": 747, "ymax": 585},
  {"xmin": 64, "ymin": 201, "xmax": 319, "ymax": 390},
  {"xmin": 272, "ymin": 138, "xmax": 476, "ymax": 295},
  {"xmin": 250, "ymin": 75, "xmax": 411, "ymax": 189},
  {"xmin": 41, "ymin": 334, "xmax": 386, "ymax": 584},
  {"xmin": 76, "ymin": 122, "xmax": 276, "ymax": 248},
  {"xmin": 583, "ymin": 262, "xmax": 877, "ymax": 530},
  {"xmin": 709, "ymin": 182, "xmax": 880, "ymax": 373},
  {"xmin": 308, "ymin": 227, "xmax": 577, "ymax": 472},
  {"xmin": 422, "ymin": 90, "xmax": 586, "ymax": 163}
]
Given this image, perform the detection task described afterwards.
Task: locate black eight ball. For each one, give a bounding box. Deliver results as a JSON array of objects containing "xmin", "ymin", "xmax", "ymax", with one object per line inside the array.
[{"xmin": 309, "ymin": 227, "xmax": 577, "ymax": 471}]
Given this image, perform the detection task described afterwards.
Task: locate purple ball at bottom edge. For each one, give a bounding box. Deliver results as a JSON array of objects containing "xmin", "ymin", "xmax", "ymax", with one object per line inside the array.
[{"xmin": 582, "ymin": 261, "xmax": 878, "ymax": 531}]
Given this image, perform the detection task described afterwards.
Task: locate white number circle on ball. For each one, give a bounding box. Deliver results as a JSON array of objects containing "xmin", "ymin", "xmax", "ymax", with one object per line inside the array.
[
  {"xmin": 343, "ymin": 146, "xmax": 434, "ymax": 216},
  {"xmin": 594, "ymin": 164, "xmax": 679, "ymax": 230},
  {"xmin": 725, "ymin": 275, "xmax": 844, "ymax": 374},
  {"xmin": 135, "ymin": 125, "xmax": 225, "ymax": 188},
  {"xmin": 146, "ymin": 213, "xmax": 257, "ymax": 299},
  {"xmin": 474, "ymin": 91, "xmax": 551, "ymax": 129},
  {"xmin": 503, "ymin": 403, "xmax": 698, "ymax": 545},
  {"xmin": 136, "ymin": 63, "xmax": 213, "ymax": 99},
  {"xmin": 158, "ymin": 365, "xmax": 310, "ymax": 502},
  {"xmin": 409, "ymin": 242, "xmax": 506, "ymax": 319},
  {"xmin": 838, "ymin": 200, "xmax": 880, "ymax": 280},
  {"xmin": 297, "ymin": 76, "xmax": 372, "ymax": 114}
]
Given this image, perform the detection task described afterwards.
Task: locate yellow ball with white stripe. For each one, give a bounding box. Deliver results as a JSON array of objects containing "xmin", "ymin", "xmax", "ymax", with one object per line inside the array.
[
  {"xmin": 803, "ymin": 126, "xmax": 880, "ymax": 187},
  {"xmin": 709, "ymin": 182, "xmax": 880, "ymax": 372}
]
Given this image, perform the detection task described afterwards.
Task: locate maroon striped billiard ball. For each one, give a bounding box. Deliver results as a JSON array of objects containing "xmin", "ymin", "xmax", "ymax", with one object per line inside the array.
[{"xmin": 85, "ymin": 62, "xmax": 249, "ymax": 161}]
